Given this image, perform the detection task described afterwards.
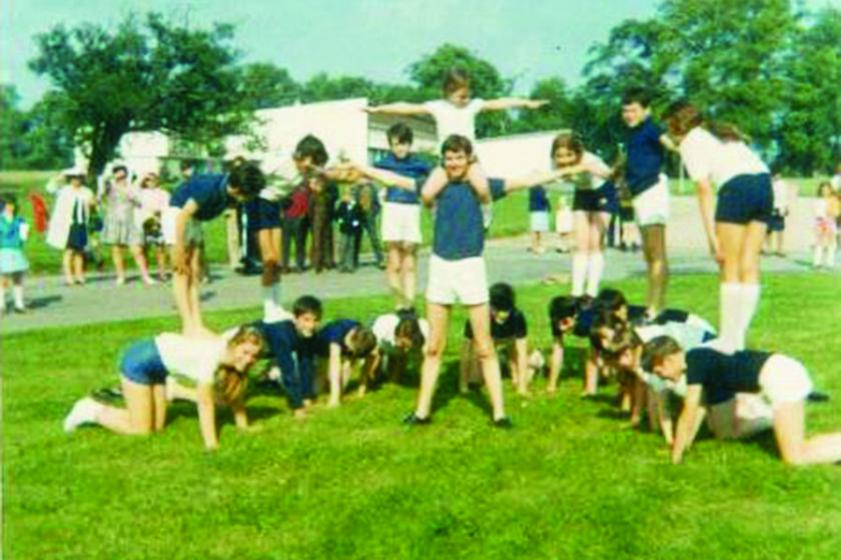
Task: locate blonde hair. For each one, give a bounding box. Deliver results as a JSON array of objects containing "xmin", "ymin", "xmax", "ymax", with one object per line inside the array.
[{"xmin": 214, "ymin": 325, "xmax": 265, "ymax": 406}]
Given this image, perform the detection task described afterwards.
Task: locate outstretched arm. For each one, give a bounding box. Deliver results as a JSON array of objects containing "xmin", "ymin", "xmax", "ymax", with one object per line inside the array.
[
  {"xmin": 364, "ymin": 102, "xmax": 430, "ymax": 116},
  {"xmin": 481, "ymin": 98, "xmax": 549, "ymax": 112},
  {"xmin": 503, "ymin": 168, "xmax": 571, "ymax": 193},
  {"xmin": 671, "ymin": 384, "xmax": 703, "ymax": 464},
  {"xmin": 344, "ymin": 163, "xmax": 417, "ymax": 191}
]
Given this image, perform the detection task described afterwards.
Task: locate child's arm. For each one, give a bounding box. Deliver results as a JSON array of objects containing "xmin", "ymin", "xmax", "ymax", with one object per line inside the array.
[
  {"xmin": 364, "ymin": 102, "xmax": 431, "ymax": 116},
  {"xmin": 695, "ymin": 177, "xmax": 722, "ymax": 263},
  {"xmin": 547, "ymin": 338, "xmax": 564, "ymax": 394},
  {"xmin": 195, "ymin": 382, "xmax": 219, "ymax": 451},
  {"xmin": 421, "ymin": 168, "xmax": 450, "ymax": 206},
  {"xmin": 358, "ymin": 349, "xmax": 380, "ymax": 398},
  {"xmin": 232, "ymin": 403, "xmax": 251, "ymax": 430},
  {"xmin": 502, "ymin": 167, "xmax": 579, "ymax": 194},
  {"xmin": 347, "ymin": 163, "xmax": 417, "ymax": 191},
  {"xmin": 326, "ymin": 343, "xmax": 343, "ymax": 407},
  {"xmin": 671, "ymin": 384, "xmax": 703, "ymax": 464},
  {"xmin": 660, "ymin": 134, "xmax": 678, "ymax": 152},
  {"xmin": 481, "ymin": 98, "xmax": 548, "ymax": 112}
]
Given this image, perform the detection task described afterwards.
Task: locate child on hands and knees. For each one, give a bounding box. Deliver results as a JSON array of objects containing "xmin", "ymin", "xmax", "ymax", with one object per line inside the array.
[
  {"xmin": 64, "ymin": 326, "xmax": 264, "ymax": 451},
  {"xmin": 310, "ymin": 319, "xmax": 378, "ymax": 407},
  {"xmin": 647, "ymin": 336, "xmax": 841, "ymax": 466},
  {"xmin": 163, "ymin": 163, "xmax": 265, "ymax": 336}
]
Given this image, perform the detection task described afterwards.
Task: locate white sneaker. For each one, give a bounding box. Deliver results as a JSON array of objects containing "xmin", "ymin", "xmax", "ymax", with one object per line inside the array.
[{"xmin": 63, "ymin": 397, "xmax": 101, "ymax": 433}]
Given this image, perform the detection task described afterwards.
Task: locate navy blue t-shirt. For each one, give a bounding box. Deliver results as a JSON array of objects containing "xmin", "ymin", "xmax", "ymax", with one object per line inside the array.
[
  {"xmin": 551, "ymin": 303, "xmax": 595, "ymax": 339},
  {"xmin": 686, "ymin": 347, "xmax": 772, "ymax": 405},
  {"xmin": 529, "ymin": 186, "xmax": 550, "ymax": 212},
  {"xmin": 375, "ymin": 153, "xmax": 431, "ymax": 205},
  {"xmin": 432, "ymin": 181, "xmax": 484, "ymax": 260},
  {"xmin": 254, "ymin": 319, "xmax": 314, "ymax": 408},
  {"xmin": 170, "ymin": 173, "xmax": 232, "ymax": 221},
  {"xmin": 625, "ymin": 117, "xmax": 665, "ymax": 196},
  {"xmin": 314, "ymin": 319, "xmax": 360, "ymax": 356},
  {"xmin": 464, "ymin": 308, "xmax": 528, "ymax": 341},
  {"xmin": 489, "ymin": 178, "xmax": 507, "ymax": 201}
]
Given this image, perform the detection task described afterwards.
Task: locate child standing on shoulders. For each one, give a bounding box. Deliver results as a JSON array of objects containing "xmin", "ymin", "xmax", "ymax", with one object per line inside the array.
[
  {"xmin": 375, "ymin": 123, "xmax": 431, "ymax": 311},
  {"xmin": 0, "ymin": 194, "xmax": 30, "ymax": 314},
  {"xmin": 813, "ymin": 181, "xmax": 839, "ymax": 269},
  {"xmin": 46, "ymin": 168, "xmax": 96, "ymax": 286},
  {"xmin": 528, "ymin": 185, "xmax": 550, "ymax": 254}
]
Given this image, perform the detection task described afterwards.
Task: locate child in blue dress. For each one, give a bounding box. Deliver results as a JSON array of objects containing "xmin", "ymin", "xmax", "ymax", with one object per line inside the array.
[{"xmin": 0, "ymin": 194, "xmax": 29, "ymax": 314}]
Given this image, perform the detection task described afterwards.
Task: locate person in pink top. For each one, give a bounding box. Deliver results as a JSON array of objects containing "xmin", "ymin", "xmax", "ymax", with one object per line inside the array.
[{"xmin": 137, "ymin": 172, "xmax": 171, "ymax": 282}]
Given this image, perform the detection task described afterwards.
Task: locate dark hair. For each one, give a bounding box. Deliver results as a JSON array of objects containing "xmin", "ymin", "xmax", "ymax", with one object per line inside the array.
[
  {"xmin": 387, "ymin": 123, "xmax": 414, "ymax": 145},
  {"xmin": 549, "ymin": 295, "xmax": 578, "ymax": 324},
  {"xmin": 641, "ymin": 335, "xmax": 683, "ymax": 371},
  {"xmin": 600, "ymin": 323, "xmax": 642, "ymax": 361},
  {"xmin": 489, "ymin": 282, "xmax": 515, "ymax": 312},
  {"xmin": 292, "ymin": 295, "xmax": 323, "ymax": 319},
  {"xmin": 227, "ymin": 162, "xmax": 265, "ymax": 199},
  {"xmin": 440, "ymin": 134, "xmax": 473, "ymax": 158},
  {"xmin": 294, "ymin": 135, "xmax": 329, "ymax": 167},
  {"xmin": 348, "ymin": 326, "xmax": 377, "ymax": 358},
  {"xmin": 112, "ymin": 165, "xmax": 128, "ymax": 176},
  {"xmin": 443, "ymin": 68, "xmax": 471, "ymax": 95},
  {"xmin": 663, "ymin": 100, "xmax": 746, "ymax": 142},
  {"xmin": 550, "ymin": 132, "xmax": 584, "ymax": 165},
  {"xmin": 596, "ymin": 288, "xmax": 627, "ymax": 315},
  {"xmin": 621, "ymin": 87, "xmax": 652, "ymax": 108},
  {"xmin": 395, "ymin": 316, "xmax": 425, "ymax": 349}
]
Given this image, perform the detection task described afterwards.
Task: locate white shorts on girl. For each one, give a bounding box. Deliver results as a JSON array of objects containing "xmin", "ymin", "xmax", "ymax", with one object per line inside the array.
[
  {"xmin": 632, "ymin": 174, "xmax": 670, "ymax": 227},
  {"xmin": 425, "ymin": 255, "xmax": 488, "ymax": 306},
  {"xmin": 759, "ymin": 354, "xmax": 813, "ymax": 406},
  {"xmin": 162, "ymin": 207, "xmax": 203, "ymax": 246},
  {"xmin": 529, "ymin": 211, "xmax": 550, "ymax": 232},
  {"xmin": 381, "ymin": 202, "xmax": 422, "ymax": 244}
]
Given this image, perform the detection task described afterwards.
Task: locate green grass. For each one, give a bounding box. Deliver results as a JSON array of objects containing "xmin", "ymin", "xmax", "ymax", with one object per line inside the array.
[{"xmin": 5, "ymin": 273, "xmax": 841, "ymax": 559}]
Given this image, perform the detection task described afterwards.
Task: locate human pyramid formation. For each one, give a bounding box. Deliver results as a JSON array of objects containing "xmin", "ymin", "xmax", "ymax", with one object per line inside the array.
[{"xmin": 60, "ymin": 69, "xmax": 841, "ymax": 465}]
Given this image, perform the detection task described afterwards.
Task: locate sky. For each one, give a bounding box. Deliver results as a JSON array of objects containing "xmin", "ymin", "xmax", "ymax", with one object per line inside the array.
[{"xmin": 2, "ymin": 0, "xmax": 840, "ymax": 108}]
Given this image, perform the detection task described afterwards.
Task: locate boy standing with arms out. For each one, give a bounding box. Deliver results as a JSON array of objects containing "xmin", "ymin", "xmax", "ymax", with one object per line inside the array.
[{"xmin": 621, "ymin": 87, "xmax": 675, "ymax": 315}]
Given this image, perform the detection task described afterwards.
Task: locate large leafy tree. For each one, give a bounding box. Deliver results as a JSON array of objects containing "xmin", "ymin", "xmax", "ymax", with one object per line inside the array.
[
  {"xmin": 29, "ymin": 12, "xmax": 253, "ymax": 176},
  {"xmin": 238, "ymin": 62, "xmax": 299, "ymax": 110}
]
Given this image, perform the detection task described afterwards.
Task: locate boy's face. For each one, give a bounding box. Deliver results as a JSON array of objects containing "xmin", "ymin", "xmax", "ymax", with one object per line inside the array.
[
  {"xmin": 443, "ymin": 149, "xmax": 470, "ymax": 180},
  {"xmin": 389, "ymin": 139, "xmax": 412, "ymax": 160},
  {"xmin": 621, "ymin": 102, "xmax": 649, "ymax": 128},
  {"xmin": 294, "ymin": 312, "xmax": 320, "ymax": 337},
  {"xmin": 447, "ymin": 87, "xmax": 470, "ymax": 108},
  {"xmin": 114, "ymin": 169, "xmax": 127, "ymax": 182},
  {"xmin": 553, "ymin": 147, "xmax": 580, "ymax": 168},
  {"xmin": 653, "ymin": 352, "xmax": 685, "ymax": 381},
  {"xmin": 294, "ymin": 156, "xmax": 313, "ymax": 175}
]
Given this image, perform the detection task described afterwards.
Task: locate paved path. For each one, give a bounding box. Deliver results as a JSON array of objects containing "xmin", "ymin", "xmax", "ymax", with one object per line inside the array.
[{"xmin": 0, "ymin": 196, "xmax": 830, "ymax": 335}]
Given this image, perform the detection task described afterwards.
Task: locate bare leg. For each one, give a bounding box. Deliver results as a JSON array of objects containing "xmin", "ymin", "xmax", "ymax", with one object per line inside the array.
[
  {"xmin": 95, "ymin": 378, "xmax": 154, "ymax": 435},
  {"xmin": 63, "ymin": 250, "xmax": 74, "ymax": 284},
  {"xmin": 640, "ymin": 224, "xmax": 668, "ymax": 314},
  {"xmin": 773, "ymin": 400, "xmax": 841, "ymax": 465},
  {"xmin": 386, "ymin": 244, "xmax": 404, "ymax": 308},
  {"xmin": 130, "ymin": 244, "xmax": 153, "ymax": 283},
  {"xmin": 414, "ymin": 303, "xmax": 450, "ymax": 419},
  {"xmin": 72, "ymin": 252, "xmax": 85, "ymax": 283},
  {"xmin": 467, "ymin": 303, "xmax": 506, "ymax": 421},
  {"xmin": 403, "ymin": 245, "xmax": 418, "ymax": 306},
  {"xmin": 112, "ymin": 245, "xmax": 126, "ymax": 283}
]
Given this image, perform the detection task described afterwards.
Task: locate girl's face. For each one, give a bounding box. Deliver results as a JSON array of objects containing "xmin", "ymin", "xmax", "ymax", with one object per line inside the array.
[
  {"xmin": 553, "ymin": 147, "xmax": 581, "ymax": 169},
  {"xmin": 3, "ymin": 201, "xmax": 14, "ymax": 215},
  {"xmin": 447, "ymin": 87, "xmax": 471, "ymax": 108},
  {"xmin": 229, "ymin": 340, "xmax": 262, "ymax": 372},
  {"xmin": 653, "ymin": 352, "xmax": 685, "ymax": 381},
  {"xmin": 443, "ymin": 149, "xmax": 470, "ymax": 180}
]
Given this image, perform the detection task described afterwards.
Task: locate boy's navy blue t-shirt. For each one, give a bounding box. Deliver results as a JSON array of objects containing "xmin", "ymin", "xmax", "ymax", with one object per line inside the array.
[
  {"xmin": 170, "ymin": 173, "xmax": 231, "ymax": 221},
  {"xmin": 686, "ymin": 348, "xmax": 772, "ymax": 405},
  {"xmin": 432, "ymin": 180, "xmax": 484, "ymax": 260},
  {"xmin": 529, "ymin": 186, "xmax": 549, "ymax": 212},
  {"xmin": 375, "ymin": 153, "xmax": 431, "ymax": 205},
  {"xmin": 625, "ymin": 117, "xmax": 664, "ymax": 197},
  {"xmin": 314, "ymin": 319, "xmax": 360, "ymax": 356},
  {"xmin": 464, "ymin": 308, "xmax": 528, "ymax": 341}
]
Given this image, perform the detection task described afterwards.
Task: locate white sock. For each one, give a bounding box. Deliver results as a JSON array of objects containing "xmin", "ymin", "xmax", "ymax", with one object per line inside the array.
[
  {"xmin": 829, "ymin": 244, "xmax": 837, "ymax": 267},
  {"xmin": 719, "ymin": 283, "xmax": 742, "ymax": 351},
  {"xmin": 262, "ymin": 286, "xmax": 275, "ymax": 319},
  {"xmin": 585, "ymin": 252, "xmax": 604, "ymax": 297},
  {"xmin": 814, "ymin": 246, "xmax": 823, "ymax": 267},
  {"xmin": 738, "ymin": 283, "xmax": 760, "ymax": 349},
  {"xmin": 264, "ymin": 282, "xmax": 290, "ymax": 322},
  {"xmin": 571, "ymin": 253, "xmax": 588, "ymax": 296},
  {"xmin": 13, "ymin": 285, "xmax": 24, "ymax": 309}
]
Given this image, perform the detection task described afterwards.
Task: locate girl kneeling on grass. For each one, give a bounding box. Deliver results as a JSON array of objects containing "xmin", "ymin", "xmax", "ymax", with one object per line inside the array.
[
  {"xmin": 63, "ymin": 326, "xmax": 264, "ymax": 451},
  {"xmin": 646, "ymin": 335, "xmax": 841, "ymax": 466}
]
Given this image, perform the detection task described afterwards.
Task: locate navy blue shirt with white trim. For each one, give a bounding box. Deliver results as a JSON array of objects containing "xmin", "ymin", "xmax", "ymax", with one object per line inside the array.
[
  {"xmin": 375, "ymin": 153, "xmax": 431, "ymax": 205},
  {"xmin": 686, "ymin": 347, "xmax": 772, "ymax": 404},
  {"xmin": 170, "ymin": 174, "xmax": 232, "ymax": 221},
  {"xmin": 625, "ymin": 117, "xmax": 665, "ymax": 196},
  {"xmin": 313, "ymin": 319, "xmax": 360, "ymax": 357}
]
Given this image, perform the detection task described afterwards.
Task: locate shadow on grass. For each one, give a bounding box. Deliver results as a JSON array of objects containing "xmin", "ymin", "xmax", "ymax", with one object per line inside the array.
[{"xmin": 27, "ymin": 294, "xmax": 62, "ymax": 309}]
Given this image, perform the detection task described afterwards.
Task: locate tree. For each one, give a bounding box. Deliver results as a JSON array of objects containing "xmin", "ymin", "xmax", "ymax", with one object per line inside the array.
[
  {"xmin": 238, "ymin": 62, "xmax": 299, "ymax": 110},
  {"xmin": 299, "ymin": 73, "xmax": 376, "ymax": 103},
  {"xmin": 407, "ymin": 43, "xmax": 513, "ymax": 137},
  {"xmin": 29, "ymin": 12, "xmax": 253, "ymax": 177},
  {"xmin": 0, "ymin": 85, "xmax": 25, "ymax": 169},
  {"xmin": 509, "ymin": 77, "xmax": 574, "ymax": 134}
]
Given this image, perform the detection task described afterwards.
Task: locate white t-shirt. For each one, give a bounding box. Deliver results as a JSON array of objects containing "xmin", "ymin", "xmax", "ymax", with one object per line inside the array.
[
  {"xmin": 560, "ymin": 152, "xmax": 611, "ymax": 191},
  {"xmin": 260, "ymin": 159, "xmax": 305, "ymax": 202},
  {"xmin": 678, "ymin": 126, "xmax": 768, "ymax": 188},
  {"xmin": 771, "ymin": 178, "xmax": 788, "ymax": 211},
  {"xmin": 372, "ymin": 313, "xmax": 430, "ymax": 353},
  {"xmin": 423, "ymin": 99, "xmax": 484, "ymax": 145},
  {"xmin": 155, "ymin": 333, "xmax": 227, "ymax": 384}
]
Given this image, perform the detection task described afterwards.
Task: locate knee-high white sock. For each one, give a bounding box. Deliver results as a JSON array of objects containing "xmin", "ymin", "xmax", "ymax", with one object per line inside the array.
[
  {"xmin": 262, "ymin": 282, "xmax": 283, "ymax": 321},
  {"xmin": 814, "ymin": 245, "xmax": 823, "ymax": 267},
  {"xmin": 719, "ymin": 283, "xmax": 742, "ymax": 351},
  {"xmin": 585, "ymin": 252, "xmax": 604, "ymax": 297},
  {"xmin": 571, "ymin": 253, "xmax": 588, "ymax": 296},
  {"xmin": 738, "ymin": 283, "xmax": 760, "ymax": 350},
  {"xmin": 13, "ymin": 285, "xmax": 24, "ymax": 309}
]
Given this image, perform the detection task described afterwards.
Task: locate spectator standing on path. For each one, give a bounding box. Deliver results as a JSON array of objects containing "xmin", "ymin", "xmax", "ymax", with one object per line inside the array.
[
  {"xmin": 334, "ymin": 189, "xmax": 364, "ymax": 273},
  {"xmin": 354, "ymin": 181, "xmax": 384, "ymax": 269},
  {"xmin": 46, "ymin": 168, "xmax": 96, "ymax": 286},
  {"xmin": 528, "ymin": 185, "xmax": 550, "ymax": 254}
]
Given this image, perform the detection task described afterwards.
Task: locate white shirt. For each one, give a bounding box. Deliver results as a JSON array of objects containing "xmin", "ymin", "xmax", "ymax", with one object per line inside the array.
[
  {"xmin": 679, "ymin": 126, "xmax": 768, "ymax": 187},
  {"xmin": 423, "ymin": 99, "xmax": 484, "ymax": 145},
  {"xmin": 260, "ymin": 159, "xmax": 305, "ymax": 202},
  {"xmin": 771, "ymin": 178, "xmax": 789, "ymax": 211},
  {"xmin": 155, "ymin": 333, "xmax": 227, "ymax": 384},
  {"xmin": 372, "ymin": 313, "xmax": 430, "ymax": 353},
  {"xmin": 560, "ymin": 152, "xmax": 611, "ymax": 191}
]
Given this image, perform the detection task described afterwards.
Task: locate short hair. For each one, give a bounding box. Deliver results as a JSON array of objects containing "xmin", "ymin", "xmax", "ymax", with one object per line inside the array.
[
  {"xmin": 292, "ymin": 295, "xmax": 323, "ymax": 319},
  {"xmin": 387, "ymin": 123, "xmax": 414, "ymax": 145},
  {"xmin": 348, "ymin": 327, "xmax": 377, "ymax": 358},
  {"xmin": 440, "ymin": 134, "xmax": 473, "ymax": 158},
  {"xmin": 641, "ymin": 335, "xmax": 683, "ymax": 371},
  {"xmin": 112, "ymin": 164, "xmax": 128, "ymax": 176},
  {"xmin": 663, "ymin": 99, "xmax": 746, "ymax": 142},
  {"xmin": 550, "ymin": 132, "xmax": 584, "ymax": 164},
  {"xmin": 228, "ymin": 162, "xmax": 266, "ymax": 199},
  {"xmin": 443, "ymin": 68, "xmax": 471, "ymax": 95},
  {"xmin": 395, "ymin": 316, "xmax": 425, "ymax": 349},
  {"xmin": 489, "ymin": 282, "xmax": 515, "ymax": 312},
  {"xmin": 294, "ymin": 135, "xmax": 328, "ymax": 167},
  {"xmin": 622, "ymin": 87, "xmax": 652, "ymax": 108},
  {"xmin": 600, "ymin": 323, "xmax": 641, "ymax": 361},
  {"xmin": 596, "ymin": 288, "xmax": 627, "ymax": 315},
  {"xmin": 549, "ymin": 296, "xmax": 578, "ymax": 324}
]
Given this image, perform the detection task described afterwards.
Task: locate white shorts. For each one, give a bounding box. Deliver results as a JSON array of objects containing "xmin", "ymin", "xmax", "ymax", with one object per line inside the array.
[
  {"xmin": 425, "ymin": 255, "xmax": 488, "ymax": 306},
  {"xmin": 381, "ymin": 202, "xmax": 422, "ymax": 244},
  {"xmin": 632, "ymin": 174, "xmax": 670, "ymax": 227},
  {"xmin": 759, "ymin": 354, "xmax": 813, "ymax": 406},
  {"xmin": 162, "ymin": 207, "xmax": 203, "ymax": 246},
  {"xmin": 530, "ymin": 211, "xmax": 550, "ymax": 232}
]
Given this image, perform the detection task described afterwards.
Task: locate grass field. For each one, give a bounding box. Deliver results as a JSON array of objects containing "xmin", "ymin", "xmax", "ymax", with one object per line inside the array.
[{"xmin": 5, "ymin": 273, "xmax": 841, "ymax": 559}]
